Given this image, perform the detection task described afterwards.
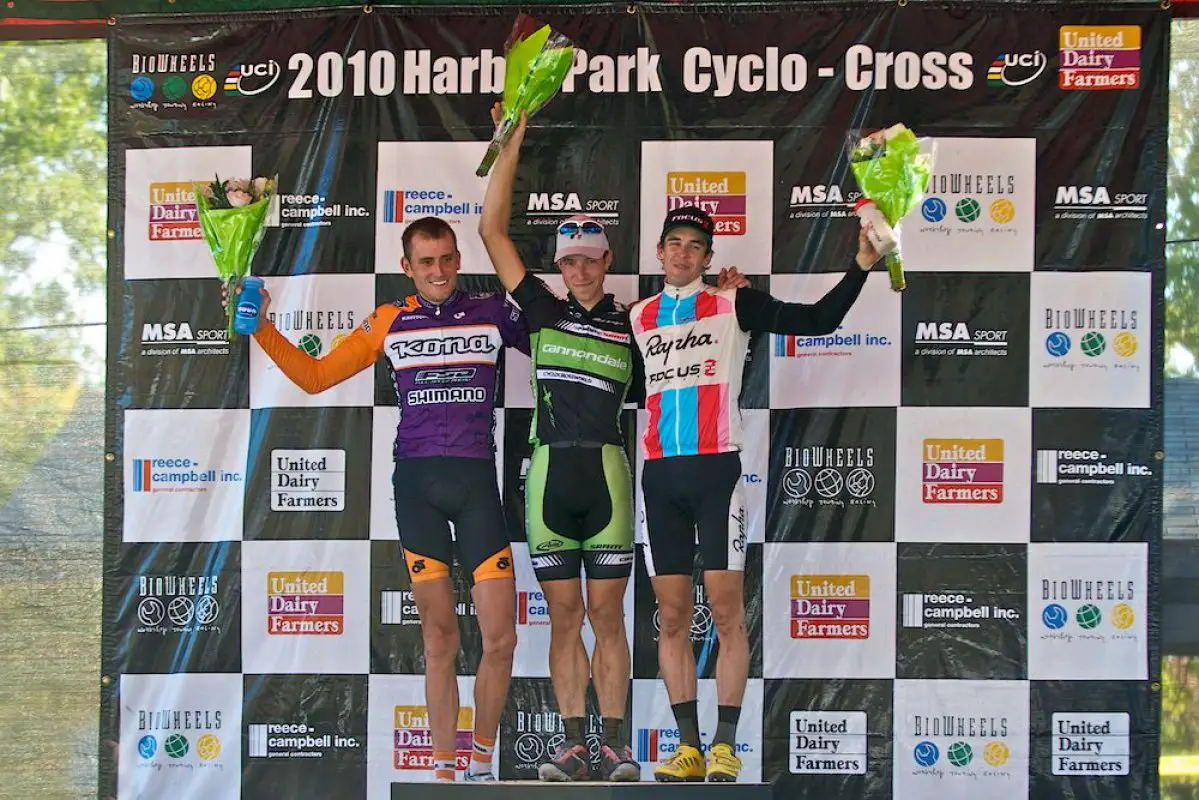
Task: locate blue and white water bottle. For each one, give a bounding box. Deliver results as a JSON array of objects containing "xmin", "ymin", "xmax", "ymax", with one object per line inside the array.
[{"xmin": 233, "ymin": 277, "xmax": 265, "ymax": 336}]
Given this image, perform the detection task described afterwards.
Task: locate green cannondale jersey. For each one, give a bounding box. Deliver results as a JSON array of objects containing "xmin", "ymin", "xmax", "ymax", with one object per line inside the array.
[{"xmin": 511, "ymin": 274, "xmax": 641, "ymax": 447}]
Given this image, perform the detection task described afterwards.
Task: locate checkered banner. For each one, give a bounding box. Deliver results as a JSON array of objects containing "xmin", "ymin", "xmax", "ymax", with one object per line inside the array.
[{"xmin": 101, "ymin": 4, "xmax": 1168, "ymax": 799}]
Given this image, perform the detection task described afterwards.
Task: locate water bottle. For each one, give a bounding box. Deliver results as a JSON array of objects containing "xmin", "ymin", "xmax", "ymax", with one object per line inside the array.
[{"xmin": 233, "ymin": 277, "xmax": 265, "ymax": 335}]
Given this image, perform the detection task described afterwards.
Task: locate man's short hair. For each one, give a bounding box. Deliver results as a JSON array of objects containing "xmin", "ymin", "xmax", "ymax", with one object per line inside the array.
[{"xmin": 401, "ymin": 217, "xmax": 457, "ymax": 260}]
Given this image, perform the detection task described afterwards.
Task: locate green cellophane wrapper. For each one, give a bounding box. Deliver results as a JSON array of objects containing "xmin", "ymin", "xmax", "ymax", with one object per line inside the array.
[
  {"xmin": 476, "ymin": 14, "xmax": 576, "ymax": 177},
  {"xmin": 193, "ymin": 182, "xmax": 274, "ymax": 335},
  {"xmin": 848, "ymin": 127, "xmax": 935, "ymax": 292}
]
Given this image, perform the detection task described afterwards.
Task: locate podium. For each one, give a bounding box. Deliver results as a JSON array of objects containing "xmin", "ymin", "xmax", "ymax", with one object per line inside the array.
[{"xmin": 390, "ymin": 781, "xmax": 775, "ymax": 799}]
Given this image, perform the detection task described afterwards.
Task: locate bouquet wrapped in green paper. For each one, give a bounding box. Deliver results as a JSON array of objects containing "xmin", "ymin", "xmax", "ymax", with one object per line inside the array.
[
  {"xmin": 846, "ymin": 124, "xmax": 936, "ymax": 292},
  {"xmin": 192, "ymin": 174, "xmax": 277, "ymax": 334},
  {"xmin": 475, "ymin": 14, "xmax": 576, "ymax": 177}
]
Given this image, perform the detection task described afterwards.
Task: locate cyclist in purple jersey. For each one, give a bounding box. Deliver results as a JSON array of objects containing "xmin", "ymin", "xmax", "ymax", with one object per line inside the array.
[{"xmin": 240, "ymin": 216, "xmax": 528, "ymax": 783}]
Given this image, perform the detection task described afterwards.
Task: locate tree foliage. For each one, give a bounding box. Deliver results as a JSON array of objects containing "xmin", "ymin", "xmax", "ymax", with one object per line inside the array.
[
  {"xmin": 1166, "ymin": 22, "xmax": 1199, "ymax": 377},
  {"xmin": 0, "ymin": 40, "xmax": 106, "ymax": 508}
]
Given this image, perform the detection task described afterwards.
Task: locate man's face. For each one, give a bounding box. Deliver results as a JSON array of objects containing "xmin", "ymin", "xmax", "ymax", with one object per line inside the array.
[
  {"xmin": 401, "ymin": 233, "xmax": 460, "ymax": 304},
  {"xmin": 657, "ymin": 227, "xmax": 712, "ymax": 287},
  {"xmin": 556, "ymin": 251, "xmax": 611, "ymax": 304}
]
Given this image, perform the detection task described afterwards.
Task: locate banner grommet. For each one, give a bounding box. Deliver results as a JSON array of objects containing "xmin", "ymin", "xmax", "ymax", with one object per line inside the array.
[{"xmin": 364, "ymin": 4, "xmax": 373, "ymax": 13}]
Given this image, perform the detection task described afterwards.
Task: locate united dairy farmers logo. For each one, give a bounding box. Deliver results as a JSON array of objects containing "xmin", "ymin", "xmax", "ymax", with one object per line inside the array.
[
  {"xmin": 267, "ymin": 571, "xmax": 344, "ymax": 635},
  {"xmin": 149, "ymin": 182, "xmax": 202, "ymax": 241},
  {"xmin": 790, "ymin": 575, "xmax": 870, "ymax": 640},
  {"xmin": 666, "ymin": 171, "xmax": 746, "ymax": 235},
  {"xmin": 394, "ymin": 705, "xmax": 473, "ymax": 770},
  {"xmin": 1059, "ymin": 26, "xmax": 1141, "ymax": 91},
  {"xmin": 922, "ymin": 438, "xmax": 1003, "ymax": 504}
]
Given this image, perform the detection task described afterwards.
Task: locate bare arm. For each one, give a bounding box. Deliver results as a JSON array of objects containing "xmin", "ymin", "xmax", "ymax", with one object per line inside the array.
[{"xmin": 478, "ymin": 103, "xmax": 530, "ymax": 294}]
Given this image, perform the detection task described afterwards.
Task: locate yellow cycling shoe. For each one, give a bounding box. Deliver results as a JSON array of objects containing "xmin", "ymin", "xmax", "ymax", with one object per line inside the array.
[
  {"xmin": 706, "ymin": 742, "xmax": 742, "ymax": 782},
  {"xmin": 652, "ymin": 744, "xmax": 706, "ymax": 782}
]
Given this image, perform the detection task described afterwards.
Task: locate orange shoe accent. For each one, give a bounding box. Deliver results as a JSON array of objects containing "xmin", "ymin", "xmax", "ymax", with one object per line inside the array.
[
  {"xmin": 404, "ymin": 549, "xmax": 449, "ymax": 584},
  {"xmin": 472, "ymin": 546, "xmax": 515, "ymax": 583}
]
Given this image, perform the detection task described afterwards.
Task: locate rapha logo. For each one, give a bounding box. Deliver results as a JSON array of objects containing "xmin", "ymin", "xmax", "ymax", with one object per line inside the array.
[{"xmin": 645, "ymin": 330, "xmax": 715, "ymax": 361}]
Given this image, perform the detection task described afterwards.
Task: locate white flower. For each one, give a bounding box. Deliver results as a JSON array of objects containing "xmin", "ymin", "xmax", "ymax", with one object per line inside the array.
[{"xmin": 227, "ymin": 190, "xmax": 253, "ymax": 207}]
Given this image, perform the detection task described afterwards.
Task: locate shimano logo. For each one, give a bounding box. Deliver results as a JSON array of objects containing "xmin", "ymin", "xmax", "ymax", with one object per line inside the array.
[
  {"xmin": 407, "ymin": 387, "xmax": 486, "ymax": 405},
  {"xmin": 542, "ymin": 343, "xmax": 628, "ymax": 370},
  {"xmin": 390, "ymin": 334, "xmax": 496, "ymax": 359}
]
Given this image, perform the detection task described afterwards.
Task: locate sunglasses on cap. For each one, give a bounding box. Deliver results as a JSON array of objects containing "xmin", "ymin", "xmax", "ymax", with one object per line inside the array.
[{"xmin": 558, "ymin": 220, "xmax": 604, "ymax": 236}]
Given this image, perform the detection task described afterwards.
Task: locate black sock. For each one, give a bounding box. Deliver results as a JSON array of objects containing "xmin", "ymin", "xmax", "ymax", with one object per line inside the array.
[
  {"xmin": 602, "ymin": 717, "xmax": 624, "ymax": 747},
  {"xmin": 671, "ymin": 701, "xmax": 701, "ymax": 749},
  {"xmin": 564, "ymin": 717, "xmax": 587, "ymax": 747},
  {"xmin": 714, "ymin": 705, "xmax": 741, "ymax": 747}
]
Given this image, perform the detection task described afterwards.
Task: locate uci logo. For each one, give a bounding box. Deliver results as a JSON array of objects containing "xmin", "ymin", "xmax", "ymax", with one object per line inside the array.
[{"xmin": 228, "ymin": 60, "xmax": 282, "ymax": 96}]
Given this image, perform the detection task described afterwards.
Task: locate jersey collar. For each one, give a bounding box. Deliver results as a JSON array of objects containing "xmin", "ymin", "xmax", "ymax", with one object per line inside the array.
[
  {"xmin": 662, "ymin": 275, "xmax": 706, "ymax": 300},
  {"xmin": 417, "ymin": 287, "xmax": 463, "ymax": 312},
  {"xmin": 567, "ymin": 292, "xmax": 616, "ymax": 317}
]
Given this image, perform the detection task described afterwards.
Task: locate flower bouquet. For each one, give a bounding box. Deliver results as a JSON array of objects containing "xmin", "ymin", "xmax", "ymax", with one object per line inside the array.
[
  {"xmin": 475, "ymin": 14, "xmax": 576, "ymax": 177},
  {"xmin": 846, "ymin": 124, "xmax": 936, "ymax": 292},
  {"xmin": 192, "ymin": 174, "xmax": 277, "ymax": 334}
]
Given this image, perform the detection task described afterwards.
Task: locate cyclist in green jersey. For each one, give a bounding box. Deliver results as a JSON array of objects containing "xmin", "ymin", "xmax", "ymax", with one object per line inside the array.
[{"xmin": 478, "ymin": 104, "xmax": 747, "ymax": 783}]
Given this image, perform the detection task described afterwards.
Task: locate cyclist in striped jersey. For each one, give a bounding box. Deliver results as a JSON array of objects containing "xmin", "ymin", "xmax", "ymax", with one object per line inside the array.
[{"xmin": 630, "ymin": 206, "xmax": 880, "ymax": 782}]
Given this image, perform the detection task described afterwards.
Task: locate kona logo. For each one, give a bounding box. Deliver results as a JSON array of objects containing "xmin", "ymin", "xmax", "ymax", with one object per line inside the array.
[{"xmin": 389, "ymin": 334, "xmax": 496, "ymax": 359}]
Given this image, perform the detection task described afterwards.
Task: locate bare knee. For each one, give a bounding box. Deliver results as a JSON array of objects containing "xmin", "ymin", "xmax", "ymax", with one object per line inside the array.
[
  {"xmin": 423, "ymin": 617, "xmax": 461, "ymax": 663},
  {"xmin": 709, "ymin": 596, "xmax": 746, "ymax": 636},
  {"xmin": 548, "ymin": 590, "xmax": 585, "ymax": 635},
  {"xmin": 481, "ymin": 618, "xmax": 517, "ymax": 661},
  {"xmin": 586, "ymin": 600, "xmax": 626, "ymax": 641},
  {"xmin": 656, "ymin": 601, "xmax": 692, "ymax": 639}
]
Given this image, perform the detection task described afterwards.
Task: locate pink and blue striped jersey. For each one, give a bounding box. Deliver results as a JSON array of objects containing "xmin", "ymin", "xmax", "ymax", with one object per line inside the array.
[{"xmin": 629, "ymin": 279, "xmax": 750, "ymax": 461}]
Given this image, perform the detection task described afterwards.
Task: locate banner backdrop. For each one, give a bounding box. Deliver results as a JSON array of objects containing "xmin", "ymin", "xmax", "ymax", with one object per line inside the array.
[{"xmin": 101, "ymin": 4, "xmax": 1168, "ymax": 799}]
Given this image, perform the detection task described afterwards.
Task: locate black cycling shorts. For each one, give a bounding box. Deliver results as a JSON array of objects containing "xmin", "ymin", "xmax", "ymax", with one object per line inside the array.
[
  {"xmin": 524, "ymin": 443, "xmax": 635, "ymax": 582},
  {"xmin": 392, "ymin": 456, "xmax": 514, "ymax": 585},
  {"xmin": 640, "ymin": 451, "xmax": 747, "ymax": 577}
]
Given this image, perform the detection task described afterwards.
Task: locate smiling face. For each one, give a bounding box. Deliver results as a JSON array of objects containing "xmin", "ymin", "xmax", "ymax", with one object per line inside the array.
[
  {"xmin": 657, "ymin": 225, "xmax": 713, "ymax": 287},
  {"xmin": 401, "ymin": 232, "xmax": 460, "ymax": 304},
  {"xmin": 556, "ymin": 251, "xmax": 611, "ymax": 306}
]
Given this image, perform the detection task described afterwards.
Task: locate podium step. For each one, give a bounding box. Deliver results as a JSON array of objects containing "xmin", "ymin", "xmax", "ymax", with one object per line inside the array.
[{"xmin": 390, "ymin": 780, "xmax": 774, "ymax": 799}]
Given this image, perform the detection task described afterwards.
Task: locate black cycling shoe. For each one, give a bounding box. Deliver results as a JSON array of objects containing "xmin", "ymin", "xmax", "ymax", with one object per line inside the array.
[
  {"xmin": 597, "ymin": 743, "xmax": 641, "ymax": 782},
  {"xmin": 538, "ymin": 742, "xmax": 592, "ymax": 782}
]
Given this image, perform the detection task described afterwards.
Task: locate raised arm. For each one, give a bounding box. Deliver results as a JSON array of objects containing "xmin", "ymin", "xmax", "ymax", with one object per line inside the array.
[
  {"xmin": 253, "ymin": 303, "xmax": 398, "ymax": 394},
  {"xmin": 734, "ymin": 228, "xmax": 879, "ymax": 335},
  {"xmin": 478, "ymin": 103, "xmax": 530, "ymax": 294}
]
